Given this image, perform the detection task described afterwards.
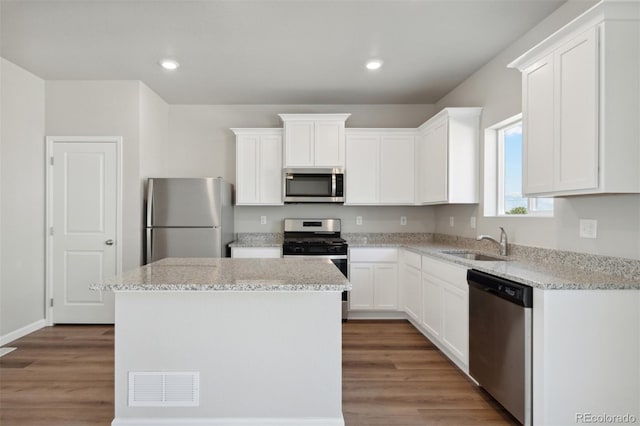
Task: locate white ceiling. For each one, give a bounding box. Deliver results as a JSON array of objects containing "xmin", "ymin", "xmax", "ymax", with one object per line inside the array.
[{"xmin": 0, "ymin": 0, "xmax": 565, "ymax": 104}]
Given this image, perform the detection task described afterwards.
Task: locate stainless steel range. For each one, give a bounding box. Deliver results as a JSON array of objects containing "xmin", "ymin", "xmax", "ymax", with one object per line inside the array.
[{"xmin": 282, "ymin": 218, "xmax": 348, "ymax": 320}]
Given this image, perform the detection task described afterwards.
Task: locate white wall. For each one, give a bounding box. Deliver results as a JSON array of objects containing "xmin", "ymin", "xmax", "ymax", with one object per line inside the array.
[
  {"xmin": 45, "ymin": 80, "xmax": 144, "ymax": 270},
  {"xmin": 237, "ymin": 204, "xmax": 436, "ymax": 234},
  {"xmin": 139, "ymin": 83, "xmax": 169, "ymax": 181},
  {"xmin": 0, "ymin": 58, "xmax": 46, "ymax": 337},
  {"xmin": 138, "ymin": 83, "xmax": 169, "ymax": 246},
  {"xmin": 168, "ymin": 104, "xmax": 437, "ymax": 233},
  {"xmin": 434, "ymin": 0, "xmax": 640, "ymax": 260}
]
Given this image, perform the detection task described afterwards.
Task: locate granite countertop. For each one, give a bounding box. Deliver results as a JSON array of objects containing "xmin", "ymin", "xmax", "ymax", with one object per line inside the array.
[
  {"xmin": 351, "ymin": 238, "xmax": 640, "ymax": 290},
  {"xmin": 229, "ymin": 233, "xmax": 283, "ymax": 248},
  {"xmin": 92, "ymin": 257, "xmax": 350, "ymax": 292},
  {"xmin": 228, "ymin": 233, "xmax": 640, "ymax": 290}
]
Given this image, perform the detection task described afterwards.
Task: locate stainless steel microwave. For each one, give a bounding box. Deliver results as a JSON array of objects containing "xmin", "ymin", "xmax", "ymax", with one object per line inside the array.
[{"xmin": 284, "ymin": 168, "xmax": 344, "ymax": 203}]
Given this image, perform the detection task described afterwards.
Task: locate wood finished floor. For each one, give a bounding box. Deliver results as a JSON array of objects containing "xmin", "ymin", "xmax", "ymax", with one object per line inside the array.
[{"xmin": 0, "ymin": 321, "xmax": 516, "ymax": 426}]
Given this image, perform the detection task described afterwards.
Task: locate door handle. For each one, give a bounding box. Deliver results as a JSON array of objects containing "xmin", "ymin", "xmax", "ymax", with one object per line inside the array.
[{"xmin": 105, "ymin": 239, "xmax": 114, "ymax": 246}]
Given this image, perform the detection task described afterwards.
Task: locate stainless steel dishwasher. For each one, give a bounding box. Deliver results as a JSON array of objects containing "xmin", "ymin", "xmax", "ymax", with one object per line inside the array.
[{"xmin": 468, "ymin": 269, "xmax": 533, "ymax": 426}]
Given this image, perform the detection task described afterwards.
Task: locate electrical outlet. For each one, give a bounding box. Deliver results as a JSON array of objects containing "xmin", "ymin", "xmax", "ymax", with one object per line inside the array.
[
  {"xmin": 470, "ymin": 216, "xmax": 477, "ymax": 229},
  {"xmin": 260, "ymin": 216, "xmax": 267, "ymax": 225},
  {"xmin": 400, "ymin": 216, "xmax": 407, "ymax": 226},
  {"xmin": 579, "ymin": 219, "xmax": 597, "ymax": 239},
  {"xmin": 356, "ymin": 216, "xmax": 363, "ymax": 226},
  {"xmin": 449, "ymin": 216, "xmax": 455, "ymax": 227}
]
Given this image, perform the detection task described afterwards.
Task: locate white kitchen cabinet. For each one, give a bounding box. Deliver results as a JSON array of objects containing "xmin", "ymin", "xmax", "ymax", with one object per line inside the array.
[
  {"xmin": 345, "ymin": 129, "xmax": 416, "ymax": 205},
  {"xmin": 349, "ymin": 263, "xmax": 375, "ymax": 309},
  {"xmin": 421, "ymin": 273, "xmax": 442, "ymax": 339},
  {"xmin": 230, "ymin": 247, "xmax": 282, "ymax": 258},
  {"xmin": 400, "ymin": 250, "xmax": 421, "ymax": 323},
  {"xmin": 416, "ymin": 108, "xmax": 481, "ymax": 205},
  {"xmin": 419, "ymin": 256, "xmax": 468, "ymax": 371},
  {"xmin": 349, "ymin": 248, "xmax": 398, "ymax": 311},
  {"xmin": 509, "ymin": 2, "xmax": 640, "ymax": 196},
  {"xmin": 279, "ymin": 114, "xmax": 350, "ymax": 168},
  {"xmin": 232, "ymin": 128, "xmax": 283, "ymax": 205}
]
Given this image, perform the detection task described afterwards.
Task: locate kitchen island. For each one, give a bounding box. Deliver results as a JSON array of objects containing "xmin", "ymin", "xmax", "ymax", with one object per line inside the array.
[{"xmin": 92, "ymin": 257, "xmax": 350, "ymax": 426}]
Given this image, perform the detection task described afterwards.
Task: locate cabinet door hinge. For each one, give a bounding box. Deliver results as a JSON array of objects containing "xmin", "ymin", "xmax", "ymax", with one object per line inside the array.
[
  {"xmin": 49, "ymin": 227, "xmax": 54, "ymax": 236},
  {"xmin": 50, "ymin": 157, "xmax": 54, "ymax": 166},
  {"xmin": 50, "ymin": 298, "xmax": 54, "ymax": 307}
]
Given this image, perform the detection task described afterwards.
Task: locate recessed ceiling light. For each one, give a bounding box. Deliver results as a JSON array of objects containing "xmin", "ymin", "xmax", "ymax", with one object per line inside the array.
[
  {"xmin": 366, "ymin": 59, "xmax": 383, "ymax": 70},
  {"xmin": 160, "ymin": 59, "xmax": 180, "ymax": 70}
]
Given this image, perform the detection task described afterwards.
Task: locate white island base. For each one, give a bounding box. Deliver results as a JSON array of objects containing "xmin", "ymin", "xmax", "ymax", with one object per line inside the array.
[{"xmin": 112, "ymin": 291, "xmax": 344, "ymax": 426}]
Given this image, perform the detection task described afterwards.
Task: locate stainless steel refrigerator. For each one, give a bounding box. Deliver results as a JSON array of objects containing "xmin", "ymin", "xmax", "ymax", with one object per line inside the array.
[{"xmin": 145, "ymin": 178, "xmax": 234, "ymax": 263}]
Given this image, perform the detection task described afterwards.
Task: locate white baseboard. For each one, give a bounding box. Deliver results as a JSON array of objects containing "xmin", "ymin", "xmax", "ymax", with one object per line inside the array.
[
  {"xmin": 0, "ymin": 319, "xmax": 46, "ymax": 346},
  {"xmin": 112, "ymin": 417, "xmax": 344, "ymax": 426},
  {"xmin": 347, "ymin": 310, "xmax": 407, "ymax": 320}
]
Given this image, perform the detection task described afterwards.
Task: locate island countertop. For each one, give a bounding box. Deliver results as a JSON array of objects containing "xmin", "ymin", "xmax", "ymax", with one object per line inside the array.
[{"xmin": 91, "ymin": 257, "xmax": 350, "ymax": 292}]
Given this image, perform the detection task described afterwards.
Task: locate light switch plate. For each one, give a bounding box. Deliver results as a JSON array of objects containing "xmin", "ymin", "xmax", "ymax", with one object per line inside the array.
[
  {"xmin": 449, "ymin": 216, "xmax": 455, "ymax": 227},
  {"xmin": 260, "ymin": 216, "xmax": 267, "ymax": 225},
  {"xmin": 400, "ymin": 216, "xmax": 407, "ymax": 226},
  {"xmin": 356, "ymin": 216, "xmax": 363, "ymax": 226},
  {"xmin": 579, "ymin": 219, "xmax": 597, "ymax": 239},
  {"xmin": 470, "ymin": 216, "xmax": 476, "ymax": 229}
]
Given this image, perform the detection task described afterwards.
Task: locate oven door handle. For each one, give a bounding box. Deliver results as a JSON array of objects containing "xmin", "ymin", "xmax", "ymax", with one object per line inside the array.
[{"xmin": 283, "ymin": 255, "xmax": 347, "ymax": 260}]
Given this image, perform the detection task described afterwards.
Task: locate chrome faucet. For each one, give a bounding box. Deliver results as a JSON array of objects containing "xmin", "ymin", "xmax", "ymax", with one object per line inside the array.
[{"xmin": 477, "ymin": 227, "xmax": 508, "ymax": 256}]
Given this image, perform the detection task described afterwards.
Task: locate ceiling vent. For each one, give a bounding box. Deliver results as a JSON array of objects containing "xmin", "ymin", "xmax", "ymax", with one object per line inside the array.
[{"xmin": 128, "ymin": 371, "xmax": 200, "ymax": 407}]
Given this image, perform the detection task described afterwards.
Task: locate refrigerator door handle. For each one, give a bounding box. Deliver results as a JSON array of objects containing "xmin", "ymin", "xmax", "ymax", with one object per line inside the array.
[
  {"xmin": 146, "ymin": 179, "xmax": 154, "ymax": 227},
  {"xmin": 146, "ymin": 228, "xmax": 153, "ymax": 264}
]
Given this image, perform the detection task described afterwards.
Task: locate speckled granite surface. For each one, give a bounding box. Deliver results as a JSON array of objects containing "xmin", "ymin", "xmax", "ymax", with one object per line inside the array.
[
  {"xmin": 227, "ymin": 232, "xmax": 640, "ymax": 290},
  {"xmin": 344, "ymin": 232, "xmax": 434, "ymax": 246},
  {"xmin": 92, "ymin": 257, "xmax": 350, "ymax": 292},
  {"xmin": 348, "ymin": 233, "xmax": 640, "ymax": 290},
  {"xmin": 228, "ymin": 233, "xmax": 283, "ymax": 247}
]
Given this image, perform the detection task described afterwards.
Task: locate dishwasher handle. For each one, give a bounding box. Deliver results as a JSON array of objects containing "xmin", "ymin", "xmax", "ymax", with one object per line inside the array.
[{"xmin": 467, "ymin": 269, "xmax": 533, "ymax": 308}]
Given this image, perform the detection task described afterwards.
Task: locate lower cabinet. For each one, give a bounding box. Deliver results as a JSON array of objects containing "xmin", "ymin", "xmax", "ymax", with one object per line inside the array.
[
  {"xmin": 420, "ymin": 256, "xmax": 469, "ymax": 371},
  {"xmin": 349, "ymin": 248, "xmax": 398, "ymax": 311},
  {"xmin": 400, "ymin": 250, "xmax": 422, "ymax": 322},
  {"xmin": 350, "ymin": 247, "xmax": 469, "ymax": 372},
  {"xmin": 230, "ymin": 247, "xmax": 282, "ymax": 258}
]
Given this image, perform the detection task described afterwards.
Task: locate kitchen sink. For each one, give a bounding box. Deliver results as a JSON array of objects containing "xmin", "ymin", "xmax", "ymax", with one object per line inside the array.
[{"xmin": 441, "ymin": 251, "xmax": 506, "ymax": 262}]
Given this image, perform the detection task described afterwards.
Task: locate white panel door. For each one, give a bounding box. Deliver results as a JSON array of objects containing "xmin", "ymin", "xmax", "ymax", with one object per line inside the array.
[
  {"xmin": 349, "ymin": 263, "xmax": 374, "ymax": 310},
  {"xmin": 314, "ymin": 120, "xmax": 345, "ymax": 167},
  {"xmin": 380, "ymin": 135, "xmax": 415, "ymax": 204},
  {"xmin": 52, "ymin": 141, "xmax": 118, "ymax": 323},
  {"xmin": 402, "ymin": 264, "xmax": 421, "ymax": 322},
  {"xmin": 345, "ymin": 135, "xmax": 379, "ymax": 204},
  {"xmin": 373, "ymin": 264, "xmax": 398, "ymax": 310},
  {"xmin": 420, "ymin": 120, "xmax": 448, "ymax": 203},
  {"xmin": 523, "ymin": 54, "xmax": 555, "ymax": 195},
  {"xmin": 236, "ymin": 135, "xmax": 259, "ymax": 204},
  {"xmin": 421, "ymin": 273, "xmax": 442, "ymax": 338},
  {"xmin": 555, "ymin": 27, "xmax": 598, "ymax": 192},
  {"xmin": 285, "ymin": 120, "xmax": 314, "ymax": 167},
  {"xmin": 259, "ymin": 135, "xmax": 283, "ymax": 204},
  {"xmin": 441, "ymin": 283, "xmax": 468, "ymax": 364}
]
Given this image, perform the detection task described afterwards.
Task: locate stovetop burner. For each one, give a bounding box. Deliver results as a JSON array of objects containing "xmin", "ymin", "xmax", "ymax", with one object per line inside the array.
[{"xmin": 283, "ymin": 236, "xmax": 346, "ymax": 246}]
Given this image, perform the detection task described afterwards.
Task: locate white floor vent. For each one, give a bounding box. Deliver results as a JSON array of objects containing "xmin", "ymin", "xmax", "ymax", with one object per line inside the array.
[{"xmin": 128, "ymin": 372, "xmax": 200, "ymax": 407}]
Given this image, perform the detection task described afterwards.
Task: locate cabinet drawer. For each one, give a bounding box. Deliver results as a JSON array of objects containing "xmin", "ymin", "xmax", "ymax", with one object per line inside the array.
[
  {"xmin": 231, "ymin": 247, "xmax": 282, "ymax": 258},
  {"xmin": 421, "ymin": 256, "xmax": 468, "ymax": 290},
  {"xmin": 401, "ymin": 249, "xmax": 422, "ymax": 269},
  {"xmin": 350, "ymin": 247, "xmax": 398, "ymax": 262}
]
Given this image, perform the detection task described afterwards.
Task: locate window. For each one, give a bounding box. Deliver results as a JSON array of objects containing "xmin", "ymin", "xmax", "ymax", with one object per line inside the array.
[{"xmin": 484, "ymin": 115, "xmax": 553, "ymax": 216}]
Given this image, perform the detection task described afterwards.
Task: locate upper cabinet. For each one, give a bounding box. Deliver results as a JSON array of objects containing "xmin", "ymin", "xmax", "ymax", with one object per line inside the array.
[
  {"xmin": 279, "ymin": 114, "xmax": 351, "ymax": 168},
  {"xmin": 232, "ymin": 128, "xmax": 283, "ymax": 205},
  {"xmin": 345, "ymin": 129, "xmax": 417, "ymax": 205},
  {"xmin": 417, "ymin": 107, "xmax": 482, "ymax": 205},
  {"xmin": 509, "ymin": 1, "xmax": 640, "ymax": 196}
]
